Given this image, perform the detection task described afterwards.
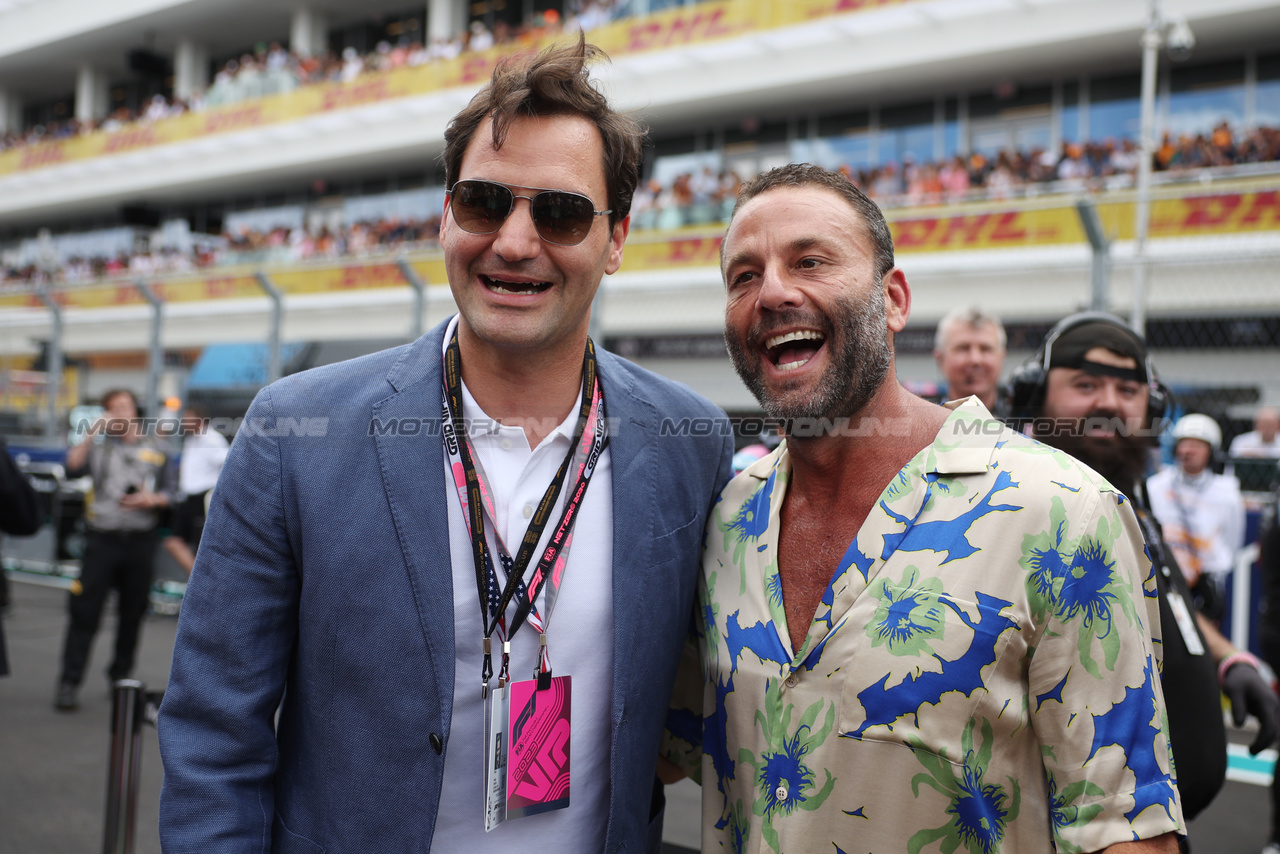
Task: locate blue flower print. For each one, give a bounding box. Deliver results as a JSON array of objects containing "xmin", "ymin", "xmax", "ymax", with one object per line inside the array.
[{"xmin": 758, "ymin": 726, "xmax": 817, "ymax": 818}]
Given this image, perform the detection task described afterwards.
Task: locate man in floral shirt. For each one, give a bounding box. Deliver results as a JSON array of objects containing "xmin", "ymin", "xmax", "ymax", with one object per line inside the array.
[{"xmin": 662, "ymin": 164, "xmax": 1182, "ymax": 854}]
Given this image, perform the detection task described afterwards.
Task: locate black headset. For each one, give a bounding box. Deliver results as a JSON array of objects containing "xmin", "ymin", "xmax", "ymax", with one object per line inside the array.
[{"xmin": 1006, "ymin": 311, "xmax": 1170, "ymax": 430}]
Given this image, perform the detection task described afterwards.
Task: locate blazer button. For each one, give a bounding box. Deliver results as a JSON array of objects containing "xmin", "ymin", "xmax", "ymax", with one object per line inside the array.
[{"xmin": 430, "ymin": 733, "xmax": 443, "ymax": 755}]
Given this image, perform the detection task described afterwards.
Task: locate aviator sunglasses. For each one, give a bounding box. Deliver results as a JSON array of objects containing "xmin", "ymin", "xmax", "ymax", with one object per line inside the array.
[{"xmin": 448, "ymin": 179, "xmax": 612, "ymax": 246}]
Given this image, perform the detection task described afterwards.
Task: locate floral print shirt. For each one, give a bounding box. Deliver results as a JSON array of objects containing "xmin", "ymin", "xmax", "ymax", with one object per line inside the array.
[{"xmin": 664, "ymin": 398, "xmax": 1183, "ymax": 854}]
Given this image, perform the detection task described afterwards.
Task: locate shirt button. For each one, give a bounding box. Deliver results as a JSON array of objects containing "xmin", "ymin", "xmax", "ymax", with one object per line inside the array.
[
  {"xmin": 500, "ymin": 439, "xmax": 512, "ymax": 451},
  {"xmin": 775, "ymin": 785, "xmax": 788, "ymax": 803},
  {"xmin": 522, "ymin": 504, "xmax": 533, "ymax": 519},
  {"xmin": 785, "ymin": 674, "xmax": 799, "ymax": 688}
]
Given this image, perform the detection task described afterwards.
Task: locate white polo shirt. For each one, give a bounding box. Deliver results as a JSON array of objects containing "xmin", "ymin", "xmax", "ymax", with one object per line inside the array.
[{"xmin": 432, "ymin": 318, "xmax": 614, "ymax": 852}]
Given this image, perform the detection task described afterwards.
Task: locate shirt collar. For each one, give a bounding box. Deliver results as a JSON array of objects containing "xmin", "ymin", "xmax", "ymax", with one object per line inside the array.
[
  {"xmin": 929, "ymin": 396, "xmax": 1003, "ymax": 476},
  {"xmin": 738, "ymin": 396, "xmax": 1002, "ymax": 482},
  {"xmin": 445, "ymin": 314, "xmax": 581, "ymax": 451}
]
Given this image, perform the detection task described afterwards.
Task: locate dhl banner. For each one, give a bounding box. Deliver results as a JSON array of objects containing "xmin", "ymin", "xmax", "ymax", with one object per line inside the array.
[
  {"xmin": 0, "ymin": 258, "xmax": 448, "ymax": 310},
  {"xmin": 1, "ymin": 188, "xmax": 1275, "ymax": 311},
  {"xmin": 0, "ymin": 364, "xmax": 79, "ymax": 410},
  {"xmin": 892, "ymin": 189, "xmax": 1280, "ymax": 253},
  {"xmin": 624, "ymin": 188, "xmax": 1280, "ymax": 268},
  {"xmin": 0, "ymin": 0, "xmax": 918, "ymax": 179}
]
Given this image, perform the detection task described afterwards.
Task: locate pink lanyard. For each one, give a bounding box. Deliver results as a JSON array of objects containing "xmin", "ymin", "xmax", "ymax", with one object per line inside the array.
[{"xmin": 442, "ymin": 331, "xmax": 608, "ymax": 688}]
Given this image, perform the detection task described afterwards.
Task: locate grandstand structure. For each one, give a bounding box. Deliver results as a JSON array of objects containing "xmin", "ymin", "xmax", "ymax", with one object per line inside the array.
[{"xmin": 1, "ymin": 0, "xmax": 1278, "ymax": 435}]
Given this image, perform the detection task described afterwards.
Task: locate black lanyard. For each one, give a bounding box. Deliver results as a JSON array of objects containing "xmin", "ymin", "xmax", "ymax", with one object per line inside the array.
[{"xmin": 442, "ymin": 330, "xmax": 607, "ymax": 685}]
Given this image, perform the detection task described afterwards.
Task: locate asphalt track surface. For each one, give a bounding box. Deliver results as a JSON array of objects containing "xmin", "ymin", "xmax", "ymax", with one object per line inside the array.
[{"xmin": 0, "ymin": 577, "xmax": 1272, "ymax": 854}]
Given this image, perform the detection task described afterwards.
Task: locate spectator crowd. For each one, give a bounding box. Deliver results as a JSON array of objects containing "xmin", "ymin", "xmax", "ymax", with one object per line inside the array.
[
  {"xmin": 0, "ymin": 1, "xmax": 627, "ymax": 154},
  {"xmin": 4, "ymin": 117, "xmax": 1280, "ymax": 288},
  {"xmin": 636, "ymin": 122, "xmax": 1280, "ymax": 231}
]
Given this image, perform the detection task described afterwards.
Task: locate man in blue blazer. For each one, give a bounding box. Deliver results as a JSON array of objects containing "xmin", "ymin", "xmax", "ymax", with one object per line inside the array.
[{"xmin": 158, "ymin": 39, "xmax": 732, "ymax": 853}]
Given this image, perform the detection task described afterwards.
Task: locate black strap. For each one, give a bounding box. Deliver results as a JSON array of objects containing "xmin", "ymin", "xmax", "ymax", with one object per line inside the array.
[{"xmin": 442, "ymin": 330, "xmax": 603, "ymax": 667}]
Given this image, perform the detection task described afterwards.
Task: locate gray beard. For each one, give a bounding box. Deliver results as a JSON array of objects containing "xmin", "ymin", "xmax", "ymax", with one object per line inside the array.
[{"xmin": 725, "ymin": 284, "xmax": 893, "ymax": 425}]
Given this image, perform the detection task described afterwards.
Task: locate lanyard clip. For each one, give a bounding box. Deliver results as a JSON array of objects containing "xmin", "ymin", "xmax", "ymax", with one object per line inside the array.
[
  {"xmin": 498, "ymin": 640, "xmax": 511, "ymax": 683},
  {"xmin": 481, "ymin": 636, "xmax": 493, "ymax": 695},
  {"xmin": 536, "ymin": 633, "xmax": 552, "ymax": 690}
]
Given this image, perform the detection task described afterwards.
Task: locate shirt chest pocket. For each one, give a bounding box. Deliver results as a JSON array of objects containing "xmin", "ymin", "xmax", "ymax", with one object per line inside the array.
[{"xmin": 837, "ymin": 586, "xmax": 1023, "ymax": 764}]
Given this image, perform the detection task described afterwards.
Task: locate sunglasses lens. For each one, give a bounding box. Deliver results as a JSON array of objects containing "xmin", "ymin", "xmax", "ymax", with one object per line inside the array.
[
  {"xmin": 531, "ymin": 191, "xmax": 597, "ymax": 245},
  {"xmin": 451, "ymin": 181, "xmax": 512, "ymax": 234}
]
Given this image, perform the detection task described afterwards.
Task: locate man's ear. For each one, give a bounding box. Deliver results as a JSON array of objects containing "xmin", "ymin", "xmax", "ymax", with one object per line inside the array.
[{"xmin": 883, "ymin": 267, "xmax": 911, "ymax": 333}]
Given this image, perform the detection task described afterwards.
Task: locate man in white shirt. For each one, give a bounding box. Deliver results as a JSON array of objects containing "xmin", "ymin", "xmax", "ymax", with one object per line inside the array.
[
  {"xmin": 1229, "ymin": 406, "xmax": 1280, "ymax": 458},
  {"xmin": 161, "ymin": 404, "xmax": 229, "ymax": 574},
  {"xmin": 1147, "ymin": 413, "xmax": 1245, "ymax": 617},
  {"xmin": 159, "ymin": 38, "xmax": 732, "ymax": 853}
]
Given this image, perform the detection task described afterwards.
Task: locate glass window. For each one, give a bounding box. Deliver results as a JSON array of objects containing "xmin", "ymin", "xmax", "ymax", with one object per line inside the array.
[
  {"xmin": 941, "ymin": 98, "xmax": 960, "ymax": 159},
  {"xmin": 795, "ymin": 133, "xmax": 873, "ymax": 172},
  {"xmin": 650, "ymin": 151, "xmax": 721, "ymax": 187},
  {"xmin": 969, "ymin": 125, "xmax": 1011, "ymax": 158},
  {"xmin": 1255, "ymin": 53, "xmax": 1280, "ymax": 127},
  {"xmin": 1167, "ymin": 60, "xmax": 1244, "ymax": 138},
  {"xmin": 723, "ymin": 119, "xmax": 789, "ymax": 148},
  {"xmin": 1089, "ymin": 73, "xmax": 1141, "ymax": 142},
  {"xmin": 969, "ymin": 84, "xmax": 1052, "ymax": 119},
  {"xmin": 1061, "ymin": 81, "xmax": 1080, "ymax": 143},
  {"xmin": 879, "ymin": 102, "xmax": 935, "ymax": 167},
  {"xmin": 1014, "ymin": 122, "xmax": 1051, "ymax": 153},
  {"xmin": 807, "ymin": 109, "xmax": 873, "ymax": 171}
]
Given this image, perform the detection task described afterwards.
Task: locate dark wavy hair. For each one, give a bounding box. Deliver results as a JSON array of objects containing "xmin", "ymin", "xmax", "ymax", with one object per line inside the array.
[
  {"xmin": 728, "ymin": 163, "xmax": 896, "ymax": 278},
  {"xmin": 442, "ymin": 35, "xmax": 644, "ymax": 227}
]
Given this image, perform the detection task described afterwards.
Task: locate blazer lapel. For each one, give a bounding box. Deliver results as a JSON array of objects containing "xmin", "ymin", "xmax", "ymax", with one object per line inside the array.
[{"xmin": 372, "ymin": 322, "xmax": 456, "ymax": 734}]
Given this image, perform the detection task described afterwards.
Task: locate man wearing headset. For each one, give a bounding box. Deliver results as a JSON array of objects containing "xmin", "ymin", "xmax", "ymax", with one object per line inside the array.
[
  {"xmin": 1009, "ymin": 312, "xmax": 1279, "ymax": 837},
  {"xmin": 1148, "ymin": 413, "xmax": 1245, "ymax": 622}
]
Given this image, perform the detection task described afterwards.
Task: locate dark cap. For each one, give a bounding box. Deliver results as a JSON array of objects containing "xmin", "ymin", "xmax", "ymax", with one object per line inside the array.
[{"xmin": 1047, "ymin": 320, "xmax": 1149, "ymax": 382}]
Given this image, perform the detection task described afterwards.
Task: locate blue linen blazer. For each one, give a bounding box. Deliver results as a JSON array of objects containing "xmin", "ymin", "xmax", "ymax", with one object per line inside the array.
[{"xmin": 157, "ymin": 319, "xmax": 733, "ymax": 852}]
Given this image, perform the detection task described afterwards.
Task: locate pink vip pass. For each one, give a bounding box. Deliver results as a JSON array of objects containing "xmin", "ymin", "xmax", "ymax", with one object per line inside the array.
[{"xmin": 505, "ymin": 675, "xmax": 571, "ymax": 819}]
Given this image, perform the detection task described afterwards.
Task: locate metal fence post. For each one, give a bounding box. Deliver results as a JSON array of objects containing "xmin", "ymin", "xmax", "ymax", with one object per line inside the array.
[
  {"xmin": 396, "ymin": 258, "xmax": 426, "ymax": 341},
  {"xmin": 254, "ymin": 272, "xmax": 284, "ymax": 383},
  {"xmin": 103, "ymin": 680, "xmax": 144, "ymax": 854},
  {"xmin": 35, "ymin": 286, "xmax": 63, "ymax": 440},
  {"xmin": 1075, "ymin": 200, "xmax": 1111, "ymax": 312},
  {"xmin": 135, "ymin": 281, "xmax": 164, "ymax": 419},
  {"xmin": 102, "ymin": 681, "xmax": 163, "ymax": 854}
]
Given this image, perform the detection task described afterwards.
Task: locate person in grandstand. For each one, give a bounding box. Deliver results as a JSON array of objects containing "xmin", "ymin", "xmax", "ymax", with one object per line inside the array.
[
  {"xmin": 157, "ymin": 37, "xmax": 732, "ymax": 852},
  {"xmin": 663, "ymin": 164, "xmax": 1182, "ymax": 854},
  {"xmin": 1010, "ymin": 312, "xmax": 1280, "ymax": 845}
]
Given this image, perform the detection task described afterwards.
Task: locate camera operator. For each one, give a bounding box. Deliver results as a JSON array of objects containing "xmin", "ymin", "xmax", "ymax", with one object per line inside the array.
[{"xmin": 54, "ymin": 388, "xmax": 174, "ymax": 711}]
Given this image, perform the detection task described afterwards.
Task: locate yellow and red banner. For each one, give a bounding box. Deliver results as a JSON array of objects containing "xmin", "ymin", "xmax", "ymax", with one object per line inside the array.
[
  {"xmin": 1, "ymin": 185, "xmax": 1275, "ymax": 311},
  {"xmin": 621, "ymin": 186, "xmax": 1280, "ymax": 267},
  {"xmin": 0, "ymin": 0, "xmax": 920, "ymax": 179},
  {"xmin": 888, "ymin": 189, "xmax": 1280, "ymax": 253},
  {"xmin": 0, "ymin": 258, "xmax": 449, "ymax": 310}
]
